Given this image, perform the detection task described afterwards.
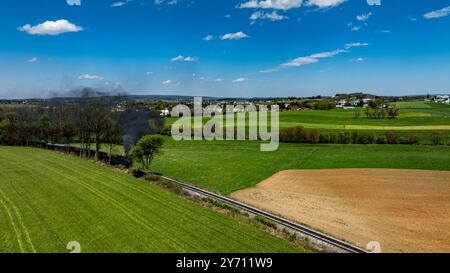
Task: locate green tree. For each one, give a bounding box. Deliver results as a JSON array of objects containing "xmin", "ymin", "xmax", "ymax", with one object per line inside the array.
[
  {"xmin": 387, "ymin": 107, "xmax": 400, "ymax": 119},
  {"xmin": 431, "ymin": 132, "xmax": 443, "ymax": 146},
  {"xmin": 39, "ymin": 114, "xmax": 50, "ymax": 144},
  {"xmin": 130, "ymin": 135, "xmax": 165, "ymax": 173}
]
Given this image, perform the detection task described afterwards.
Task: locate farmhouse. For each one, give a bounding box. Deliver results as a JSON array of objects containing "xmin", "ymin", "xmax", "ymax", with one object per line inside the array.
[{"xmin": 432, "ymin": 95, "xmax": 450, "ymax": 104}]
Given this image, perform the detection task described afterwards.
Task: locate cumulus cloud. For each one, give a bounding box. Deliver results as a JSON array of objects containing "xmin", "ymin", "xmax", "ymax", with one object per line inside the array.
[
  {"xmin": 19, "ymin": 19, "xmax": 83, "ymax": 36},
  {"xmin": 27, "ymin": 57, "xmax": 38, "ymax": 63},
  {"xmin": 79, "ymin": 74, "xmax": 104, "ymax": 80},
  {"xmin": 171, "ymin": 55, "xmax": 197, "ymax": 62},
  {"xmin": 356, "ymin": 12, "xmax": 372, "ymax": 22},
  {"xmin": 424, "ymin": 6, "xmax": 450, "ymax": 19},
  {"xmin": 67, "ymin": 0, "xmax": 81, "ymax": 6},
  {"xmin": 232, "ymin": 77, "xmax": 248, "ymax": 83},
  {"xmin": 305, "ymin": 0, "xmax": 346, "ymax": 9},
  {"xmin": 367, "ymin": 0, "xmax": 380, "ymax": 6},
  {"xmin": 238, "ymin": 0, "xmax": 303, "ymax": 11},
  {"xmin": 220, "ymin": 31, "xmax": 249, "ymax": 40},
  {"xmin": 162, "ymin": 80, "xmax": 172, "ymax": 85},
  {"xmin": 250, "ymin": 11, "xmax": 288, "ymax": 21}
]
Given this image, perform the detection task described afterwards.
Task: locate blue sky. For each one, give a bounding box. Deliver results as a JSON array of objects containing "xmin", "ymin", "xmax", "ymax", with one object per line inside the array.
[{"xmin": 1, "ymin": 0, "xmax": 450, "ymax": 99}]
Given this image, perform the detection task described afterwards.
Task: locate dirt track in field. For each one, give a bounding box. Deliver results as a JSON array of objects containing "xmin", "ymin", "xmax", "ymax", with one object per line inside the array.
[{"xmin": 231, "ymin": 169, "xmax": 450, "ymax": 253}]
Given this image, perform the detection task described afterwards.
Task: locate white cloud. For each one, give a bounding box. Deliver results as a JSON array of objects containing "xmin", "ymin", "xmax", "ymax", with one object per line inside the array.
[
  {"xmin": 171, "ymin": 55, "xmax": 197, "ymax": 62},
  {"xmin": 238, "ymin": 0, "xmax": 303, "ymax": 11},
  {"xmin": 282, "ymin": 49, "xmax": 347, "ymax": 67},
  {"xmin": 306, "ymin": 0, "xmax": 346, "ymax": 9},
  {"xmin": 424, "ymin": 6, "xmax": 450, "ymax": 19},
  {"xmin": 232, "ymin": 77, "xmax": 248, "ymax": 83},
  {"xmin": 155, "ymin": 0, "xmax": 178, "ymax": 6},
  {"xmin": 349, "ymin": 24, "xmax": 361, "ymax": 31},
  {"xmin": 356, "ymin": 12, "xmax": 372, "ymax": 21},
  {"xmin": 282, "ymin": 56, "xmax": 319, "ymax": 67},
  {"xmin": 79, "ymin": 74, "xmax": 104, "ymax": 80},
  {"xmin": 350, "ymin": 57, "xmax": 364, "ymax": 62},
  {"xmin": 220, "ymin": 31, "xmax": 249, "ymax": 40},
  {"xmin": 162, "ymin": 80, "xmax": 172, "ymax": 85},
  {"xmin": 259, "ymin": 68, "xmax": 280, "ymax": 73},
  {"xmin": 367, "ymin": 0, "xmax": 380, "ymax": 6},
  {"xmin": 262, "ymin": 43, "xmax": 366, "ymax": 73},
  {"xmin": 238, "ymin": 0, "xmax": 345, "ymax": 13},
  {"xmin": 27, "ymin": 57, "xmax": 38, "ymax": 63},
  {"xmin": 215, "ymin": 78, "xmax": 225, "ymax": 82},
  {"xmin": 345, "ymin": 42, "xmax": 369, "ymax": 49},
  {"xmin": 111, "ymin": 2, "xmax": 127, "ymax": 7},
  {"xmin": 19, "ymin": 19, "xmax": 83, "ymax": 36},
  {"xmin": 146, "ymin": 71, "xmax": 154, "ymax": 75},
  {"xmin": 67, "ymin": 0, "xmax": 81, "ymax": 6},
  {"xmin": 203, "ymin": 35, "xmax": 214, "ymax": 41},
  {"xmin": 250, "ymin": 11, "xmax": 288, "ymax": 21},
  {"xmin": 347, "ymin": 21, "xmax": 362, "ymax": 31}
]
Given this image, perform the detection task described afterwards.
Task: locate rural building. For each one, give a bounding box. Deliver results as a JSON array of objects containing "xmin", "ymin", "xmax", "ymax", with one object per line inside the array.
[
  {"xmin": 432, "ymin": 95, "xmax": 450, "ymax": 104},
  {"xmin": 160, "ymin": 109, "xmax": 170, "ymax": 116}
]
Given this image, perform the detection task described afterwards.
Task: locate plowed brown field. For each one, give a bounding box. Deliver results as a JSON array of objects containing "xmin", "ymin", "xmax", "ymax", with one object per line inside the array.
[{"xmin": 231, "ymin": 169, "xmax": 450, "ymax": 252}]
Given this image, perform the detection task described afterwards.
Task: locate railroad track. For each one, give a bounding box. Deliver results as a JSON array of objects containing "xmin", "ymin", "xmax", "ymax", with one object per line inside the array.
[{"xmin": 161, "ymin": 176, "xmax": 368, "ymax": 253}]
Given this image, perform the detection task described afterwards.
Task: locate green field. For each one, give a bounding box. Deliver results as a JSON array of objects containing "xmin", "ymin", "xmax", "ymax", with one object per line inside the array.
[
  {"xmin": 166, "ymin": 101, "xmax": 450, "ymax": 143},
  {"xmin": 279, "ymin": 101, "xmax": 450, "ymax": 128},
  {"xmin": 167, "ymin": 101, "xmax": 450, "ymax": 127},
  {"xmin": 152, "ymin": 138, "xmax": 450, "ymax": 194},
  {"xmin": 0, "ymin": 147, "xmax": 305, "ymax": 253}
]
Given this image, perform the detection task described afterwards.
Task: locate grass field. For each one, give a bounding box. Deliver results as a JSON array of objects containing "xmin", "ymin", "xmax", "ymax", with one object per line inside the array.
[
  {"xmin": 166, "ymin": 101, "xmax": 450, "ymax": 143},
  {"xmin": 152, "ymin": 138, "xmax": 450, "ymax": 195},
  {"xmin": 279, "ymin": 101, "xmax": 450, "ymax": 127},
  {"xmin": 0, "ymin": 147, "xmax": 305, "ymax": 253},
  {"xmin": 167, "ymin": 101, "xmax": 450, "ymax": 127}
]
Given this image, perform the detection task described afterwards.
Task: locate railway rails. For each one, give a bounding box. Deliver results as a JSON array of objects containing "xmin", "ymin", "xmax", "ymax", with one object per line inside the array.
[{"xmin": 162, "ymin": 176, "xmax": 368, "ymax": 253}]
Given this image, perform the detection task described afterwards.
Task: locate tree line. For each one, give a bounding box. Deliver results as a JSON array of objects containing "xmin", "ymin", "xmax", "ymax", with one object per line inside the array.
[
  {"xmin": 280, "ymin": 126, "xmax": 446, "ymax": 145},
  {"xmin": 0, "ymin": 99, "xmax": 164, "ymax": 164}
]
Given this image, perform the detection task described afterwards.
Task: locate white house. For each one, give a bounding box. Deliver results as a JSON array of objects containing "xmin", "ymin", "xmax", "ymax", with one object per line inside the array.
[
  {"xmin": 336, "ymin": 100, "xmax": 347, "ymax": 108},
  {"xmin": 160, "ymin": 109, "xmax": 170, "ymax": 117},
  {"xmin": 434, "ymin": 95, "xmax": 450, "ymax": 104}
]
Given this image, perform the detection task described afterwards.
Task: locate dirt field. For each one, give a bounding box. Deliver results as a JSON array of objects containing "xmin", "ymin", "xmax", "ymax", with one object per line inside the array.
[{"xmin": 231, "ymin": 169, "xmax": 450, "ymax": 253}]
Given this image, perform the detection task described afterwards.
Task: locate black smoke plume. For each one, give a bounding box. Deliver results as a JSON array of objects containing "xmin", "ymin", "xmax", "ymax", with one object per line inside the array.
[{"xmin": 118, "ymin": 108, "xmax": 164, "ymax": 155}]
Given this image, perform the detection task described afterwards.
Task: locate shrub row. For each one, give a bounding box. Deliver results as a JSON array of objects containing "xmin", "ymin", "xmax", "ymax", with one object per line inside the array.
[{"xmin": 280, "ymin": 126, "xmax": 446, "ymax": 145}]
